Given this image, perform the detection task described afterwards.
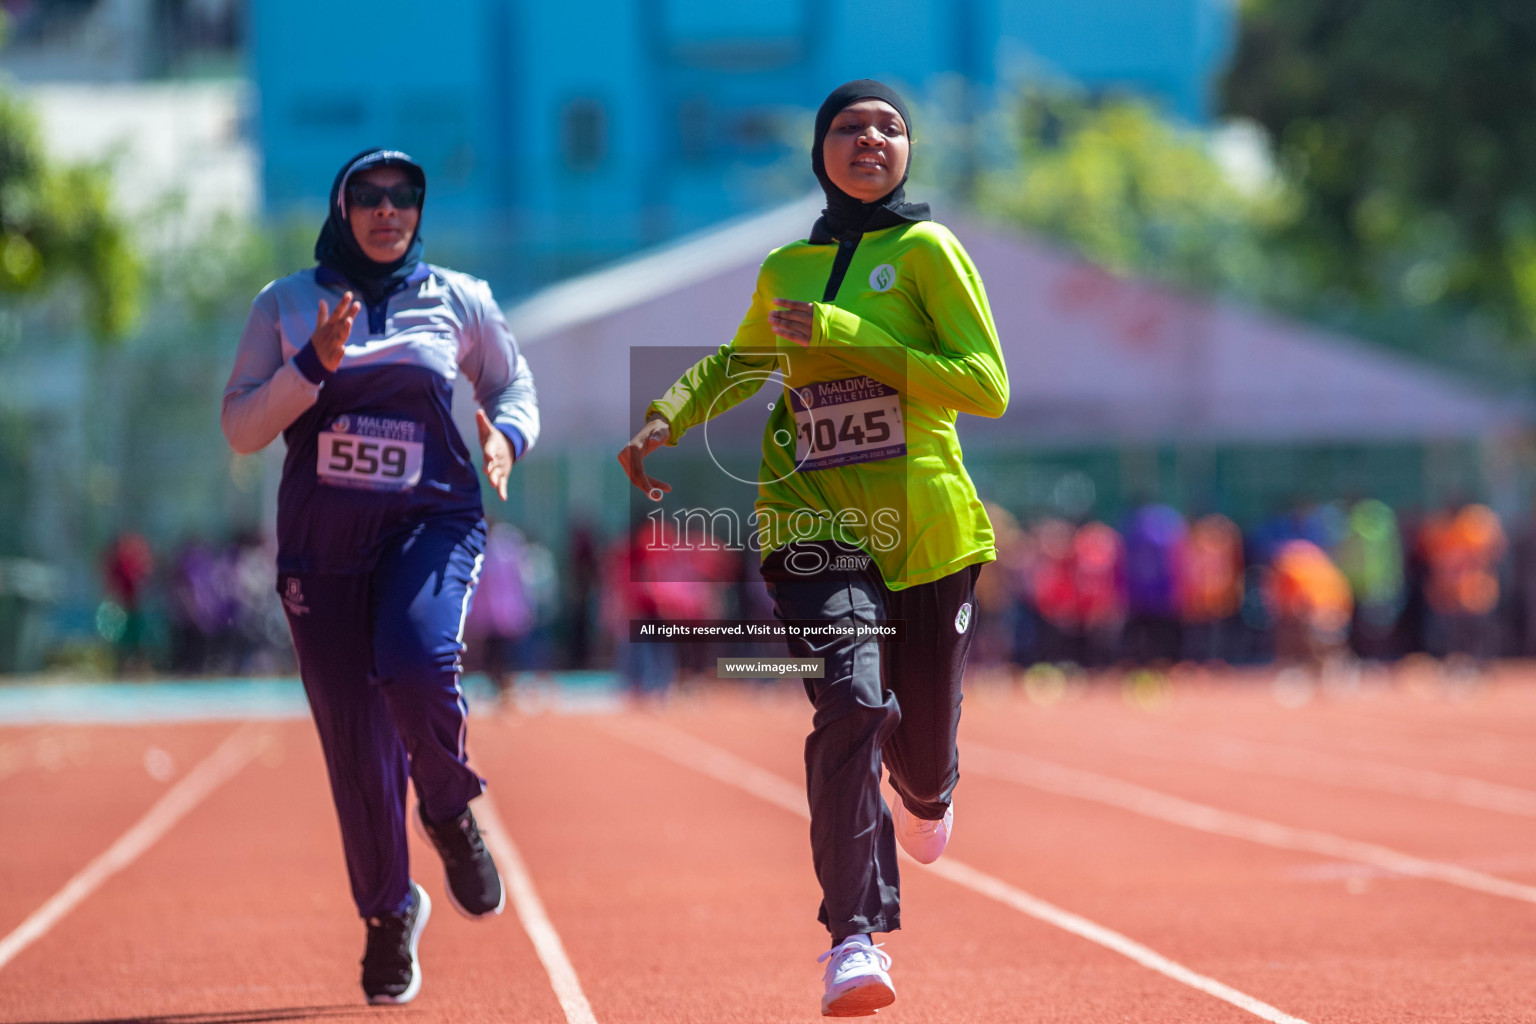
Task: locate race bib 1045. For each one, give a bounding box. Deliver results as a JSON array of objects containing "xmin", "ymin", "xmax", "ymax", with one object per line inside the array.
[
  {"xmin": 316, "ymin": 414, "xmax": 425, "ymax": 492},
  {"xmin": 789, "ymin": 376, "xmax": 906, "ymax": 471}
]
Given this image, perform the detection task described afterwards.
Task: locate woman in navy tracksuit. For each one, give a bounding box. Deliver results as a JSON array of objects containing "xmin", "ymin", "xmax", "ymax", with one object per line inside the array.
[{"xmin": 222, "ymin": 148, "xmax": 539, "ymax": 1004}]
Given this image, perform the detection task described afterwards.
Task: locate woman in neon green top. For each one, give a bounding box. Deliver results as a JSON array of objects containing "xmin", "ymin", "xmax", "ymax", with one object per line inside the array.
[{"xmin": 619, "ymin": 80, "xmax": 1008, "ymax": 1017}]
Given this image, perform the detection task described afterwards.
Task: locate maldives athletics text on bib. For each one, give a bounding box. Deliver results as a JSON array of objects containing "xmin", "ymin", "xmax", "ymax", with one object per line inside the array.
[
  {"xmin": 316, "ymin": 414, "xmax": 425, "ymax": 491},
  {"xmin": 789, "ymin": 375, "xmax": 906, "ymax": 471}
]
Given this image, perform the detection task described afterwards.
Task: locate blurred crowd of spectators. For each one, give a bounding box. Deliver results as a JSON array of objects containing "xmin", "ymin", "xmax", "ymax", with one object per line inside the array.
[
  {"xmin": 78, "ymin": 496, "xmax": 1536, "ymax": 685},
  {"xmin": 97, "ymin": 531, "xmax": 293, "ymax": 676},
  {"xmin": 976, "ymin": 499, "xmax": 1519, "ymax": 673}
]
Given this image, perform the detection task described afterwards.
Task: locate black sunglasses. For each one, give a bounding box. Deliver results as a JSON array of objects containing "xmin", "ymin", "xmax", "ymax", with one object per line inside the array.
[{"xmin": 346, "ymin": 181, "xmax": 423, "ymax": 209}]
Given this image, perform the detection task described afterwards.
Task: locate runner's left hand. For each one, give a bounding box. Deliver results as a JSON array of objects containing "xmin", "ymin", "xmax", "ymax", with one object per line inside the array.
[
  {"xmin": 476, "ymin": 409, "xmax": 514, "ymax": 501},
  {"xmin": 770, "ymin": 299, "xmax": 813, "ymax": 347}
]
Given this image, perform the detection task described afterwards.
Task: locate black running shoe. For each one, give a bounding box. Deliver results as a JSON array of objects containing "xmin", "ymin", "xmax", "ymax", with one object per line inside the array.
[
  {"xmin": 362, "ymin": 881, "xmax": 431, "ymax": 1005},
  {"xmin": 414, "ymin": 804, "xmax": 505, "ymax": 919}
]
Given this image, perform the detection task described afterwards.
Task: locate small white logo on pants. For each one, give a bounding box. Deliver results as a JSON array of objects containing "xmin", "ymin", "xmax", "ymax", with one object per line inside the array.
[
  {"xmin": 954, "ymin": 602, "xmax": 972, "ymax": 634},
  {"xmin": 869, "ymin": 264, "xmax": 897, "ymax": 291},
  {"xmin": 282, "ymin": 577, "xmax": 309, "ymax": 616}
]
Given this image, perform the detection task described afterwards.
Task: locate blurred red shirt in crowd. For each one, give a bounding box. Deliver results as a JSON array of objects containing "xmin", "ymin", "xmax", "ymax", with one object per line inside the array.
[{"xmin": 1419, "ymin": 504, "xmax": 1506, "ymax": 617}]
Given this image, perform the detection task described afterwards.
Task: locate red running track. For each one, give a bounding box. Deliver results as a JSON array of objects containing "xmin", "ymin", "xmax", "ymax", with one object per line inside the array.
[{"xmin": 3, "ymin": 670, "xmax": 1536, "ymax": 1023}]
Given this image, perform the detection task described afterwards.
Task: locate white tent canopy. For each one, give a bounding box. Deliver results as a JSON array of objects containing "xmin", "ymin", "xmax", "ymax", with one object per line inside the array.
[{"xmin": 498, "ymin": 196, "xmax": 1526, "ymax": 452}]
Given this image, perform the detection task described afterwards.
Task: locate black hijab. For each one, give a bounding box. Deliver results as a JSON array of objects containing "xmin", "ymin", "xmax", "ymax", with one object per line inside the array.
[
  {"xmin": 809, "ymin": 80, "xmax": 931, "ymax": 245},
  {"xmin": 313, "ymin": 148, "xmax": 427, "ymax": 305}
]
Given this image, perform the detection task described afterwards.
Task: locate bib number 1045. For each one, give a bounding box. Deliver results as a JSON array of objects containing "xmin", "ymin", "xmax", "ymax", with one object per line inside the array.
[
  {"xmin": 316, "ymin": 416, "xmax": 425, "ymax": 492},
  {"xmin": 797, "ymin": 409, "xmax": 893, "ymax": 453},
  {"xmin": 789, "ymin": 376, "xmax": 906, "ymax": 471}
]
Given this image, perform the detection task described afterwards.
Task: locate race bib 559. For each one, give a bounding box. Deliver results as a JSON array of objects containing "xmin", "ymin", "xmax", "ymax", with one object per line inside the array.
[{"xmin": 316, "ymin": 414, "xmax": 425, "ymax": 492}]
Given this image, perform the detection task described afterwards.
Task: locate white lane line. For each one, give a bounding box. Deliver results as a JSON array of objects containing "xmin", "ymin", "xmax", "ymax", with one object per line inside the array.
[
  {"xmin": 923, "ymin": 858, "xmax": 1308, "ymax": 1023},
  {"xmin": 475, "ymin": 794, "xmax": 599, "ymax": 1024},
  {"xmin": 965, "ymin": 741, "xmax": 1536, "ymax": 906},
  {"xmin": 601, "ymin": 718, "xmax": 1311, "ymax": 1024},
  {"xmin": 1089, "ymin": 724, "xmax": 1536, "ymax": 820},
  {"xmin": 0, "ymin": 724, "xmax": 265, "ymax": 973}
]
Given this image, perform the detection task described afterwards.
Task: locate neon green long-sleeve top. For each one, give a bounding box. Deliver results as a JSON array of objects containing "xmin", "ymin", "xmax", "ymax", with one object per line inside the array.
[{"xmin": 648, "ymin": 220, "xmax": 1009, "ymax": 590}]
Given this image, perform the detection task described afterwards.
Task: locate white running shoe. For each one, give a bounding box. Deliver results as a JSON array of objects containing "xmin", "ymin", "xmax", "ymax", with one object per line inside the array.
[
  {"xmin": 818, "ymin": 938, "xmax": 896, "ymax": 1017},
  {"xmin": 892, "ymin": 801, "xmax": 953, "ymax": 864}
]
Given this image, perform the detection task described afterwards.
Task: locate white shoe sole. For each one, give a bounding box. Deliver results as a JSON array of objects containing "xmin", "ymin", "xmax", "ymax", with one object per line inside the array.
[
  {"xmin": 366, "ymin": 883, "xmax": 430, "ymax": 1006},
  {"xmin": 412, "ymin": 804, "xmax": 507, "ymax": 921},
  {"xmin": 892, "ymin": 801, "xmax": 952, "ymax": 865},
  {"xmin": 822, "ymin": 974, "xmax": 897, "ymax": 1017}
]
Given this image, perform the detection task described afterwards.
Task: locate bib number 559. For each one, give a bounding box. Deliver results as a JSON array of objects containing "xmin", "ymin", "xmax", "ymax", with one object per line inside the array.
[
  {"xmin": 326, "ymin": 438, "xmax": 408, "ymax": 479},
  {"xmin": 317, "ymin": 428, "xmax": 424, "ymax": 491}
]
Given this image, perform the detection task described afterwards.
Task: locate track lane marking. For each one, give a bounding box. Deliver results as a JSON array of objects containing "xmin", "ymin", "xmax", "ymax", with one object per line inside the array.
[
  {"xmin": 1038, "ymin": 722, "xmax": 1536, "ymax": 820},
  {"xmin": 474, "ymin": 794, "xmax": 599, "ymax": 1024},
  {"xmin": 1121, "ymin": 702, "xmax": 1526, "ymax": 771},
  {"xmin": 0, "ymin": 723, "xmax": 265, "ymax": 974},
  {"xmin": 964, "ymin": 741, "xmax": 1536, "ymax": 906},
  {"xmin": 601, "ymin": 717, "xmax": 1312, "ymax": 1024}
]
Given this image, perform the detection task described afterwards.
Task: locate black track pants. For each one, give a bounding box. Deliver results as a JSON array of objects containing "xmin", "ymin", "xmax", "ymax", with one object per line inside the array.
[{"xmin": 762, "ymin": 542, "xmax": 980, "ymax": 943}]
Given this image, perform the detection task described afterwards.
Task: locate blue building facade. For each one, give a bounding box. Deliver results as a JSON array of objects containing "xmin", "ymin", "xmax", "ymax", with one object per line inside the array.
[{"xmin": 251, "ymin": 0, "xmax": 1233, "ymax": 296}]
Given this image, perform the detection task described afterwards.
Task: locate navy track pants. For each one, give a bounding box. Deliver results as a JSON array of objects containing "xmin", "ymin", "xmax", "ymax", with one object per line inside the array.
[{"xmin": 280, "ymin": 515, "xmax": 488, "ymax": 918}]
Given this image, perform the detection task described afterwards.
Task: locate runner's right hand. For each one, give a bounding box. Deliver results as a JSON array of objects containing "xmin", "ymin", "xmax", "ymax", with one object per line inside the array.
[
  {"xmin": 312, "ymin": 291, "xmax": 361, "ymax": 372},
  {"xmin": 618, "ymin": 415, "xmax": 672, "ymax": 501}
]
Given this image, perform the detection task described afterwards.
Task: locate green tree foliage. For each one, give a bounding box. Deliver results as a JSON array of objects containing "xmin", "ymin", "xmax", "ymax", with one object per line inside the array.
[
  {"xmin": 978, "ymin": 91, "xmax": 1288, "ymax": 299},
  {"xmin": 148, "ymin": 211, "xmax": 311, "ymax": 329},
  {"xmin": 0, "ymin": 87, "xmax": 140, "ymax": 340},
  {"xmin": 1223, "ymin": 0, "xmax": 1536, "ymax": 340}
]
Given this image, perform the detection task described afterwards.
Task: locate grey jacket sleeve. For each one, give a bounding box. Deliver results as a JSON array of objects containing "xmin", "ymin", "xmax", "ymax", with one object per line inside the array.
[
  {"xmin": 221, "ymin": 287, "xmax": 323, "ymax": 455},
  {"xmin": 459, "ymin": 278, "xmax": 540, "ymax": 458}
]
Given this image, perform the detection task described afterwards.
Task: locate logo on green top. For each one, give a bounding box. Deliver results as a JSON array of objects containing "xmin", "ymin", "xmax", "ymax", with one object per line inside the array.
[{"xmin": 869, "ymin": 264, "xmax": 897, "ymax": 291}]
